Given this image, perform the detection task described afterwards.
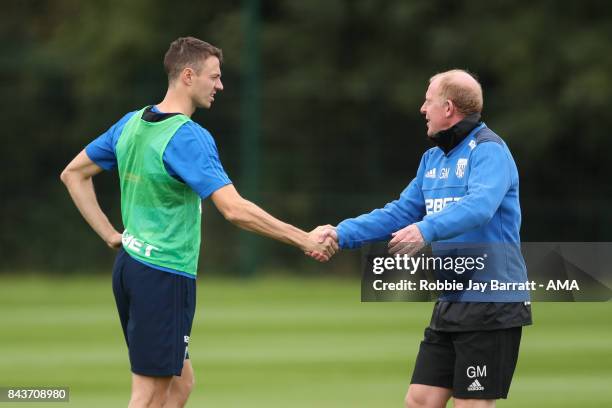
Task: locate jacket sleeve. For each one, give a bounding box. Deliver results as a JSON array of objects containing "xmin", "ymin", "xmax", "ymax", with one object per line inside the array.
[
  {"xmin": 415, "ymin": 142, "xmax": 511, "ymax": 242},
  {"xmin": 336, "ymin": 153, "xmax": 428, "ymax": 249}
]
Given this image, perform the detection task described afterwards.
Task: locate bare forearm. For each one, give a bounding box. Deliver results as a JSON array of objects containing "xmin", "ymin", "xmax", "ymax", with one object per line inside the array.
[
  {"xmin": 227, "ymin": 199, "xmax": 308, "ymax": 250},
  {"xmin": 62, "ymin": 175, "xmax": 119, "ymax": 243}
]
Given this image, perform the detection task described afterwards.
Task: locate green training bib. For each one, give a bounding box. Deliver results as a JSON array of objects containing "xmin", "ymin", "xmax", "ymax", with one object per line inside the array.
[{"xmin": 115, "ymin": 107, "xmax": 201, "ymax": 277}]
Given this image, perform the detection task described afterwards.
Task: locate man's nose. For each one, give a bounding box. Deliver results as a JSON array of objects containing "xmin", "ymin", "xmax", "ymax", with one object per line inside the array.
[{"xmin": 216, "ymin": 79, "xmax": 224, "ymax": 91}]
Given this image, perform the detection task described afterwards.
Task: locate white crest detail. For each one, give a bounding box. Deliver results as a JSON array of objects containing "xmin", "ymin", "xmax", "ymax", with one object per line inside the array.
[{"xmin": 456, "ymin": 158, "xmax": 468, "ymax": 178}]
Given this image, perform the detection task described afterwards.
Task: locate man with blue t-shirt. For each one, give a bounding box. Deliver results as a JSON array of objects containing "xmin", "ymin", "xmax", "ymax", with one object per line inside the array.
[
  {"xmin": 61, "ymin": 37, "xmax": 336, "ymax": 408},
  {"xmin": 313, "ymin": 70, "xmax": 531, "ymax": 408}
]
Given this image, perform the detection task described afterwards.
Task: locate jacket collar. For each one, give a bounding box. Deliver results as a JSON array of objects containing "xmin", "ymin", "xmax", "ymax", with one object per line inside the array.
[{"xmin": 428, "ymin": 113, "xmax": 482, "ymax": 154}]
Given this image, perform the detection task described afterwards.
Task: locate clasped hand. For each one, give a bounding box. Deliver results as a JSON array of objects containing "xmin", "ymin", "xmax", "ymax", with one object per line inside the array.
[
  {"xmin": 305, "ymin": 225, "xmax": 339, "ymax": 262},
  {"xmin": 388, "ymin": 224, "xmax": 425, "ymax": 256}
]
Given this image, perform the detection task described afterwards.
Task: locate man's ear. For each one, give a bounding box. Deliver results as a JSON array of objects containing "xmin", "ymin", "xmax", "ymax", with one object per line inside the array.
[
  {"xmin": 181, "ymin": 67, "xmax": 194, "ymax": 86},
  {"xmin": 444, "ymin": 99, "xmax": 455, "ymax": 118}
]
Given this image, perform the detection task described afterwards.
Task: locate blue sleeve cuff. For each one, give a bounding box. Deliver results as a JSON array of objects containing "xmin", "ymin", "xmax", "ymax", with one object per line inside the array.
[
  {"xmin": 414, "ymin": 220, "xmax": 435, "ymax": 244},
  {"xmin": 198, "ymin": 180, "xmax": 232, "ymax": 199},
  {"xmin": 336, "ymin": 223, "xmax": 350, "ymax": 249},
  {"xmin": 85, "ymin": 144, "xmax": 114, "ymax": 171}
]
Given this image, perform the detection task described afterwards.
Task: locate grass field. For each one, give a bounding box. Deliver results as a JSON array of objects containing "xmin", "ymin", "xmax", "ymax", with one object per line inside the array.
[{"xmin": 0, "ymin": 274, "xmax": 610, "ymax": 407}]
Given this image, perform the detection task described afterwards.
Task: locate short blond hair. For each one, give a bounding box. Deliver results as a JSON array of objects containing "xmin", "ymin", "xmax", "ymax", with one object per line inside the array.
[{"xmin": 430, "ymin": 69, "xmax": 483, "ymax": 116}]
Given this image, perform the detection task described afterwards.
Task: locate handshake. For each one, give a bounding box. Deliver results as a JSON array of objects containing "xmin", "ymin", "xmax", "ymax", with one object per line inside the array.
[
  {"xmin": 303, "ymin": 224, "xmax": 426, "ymax": 262},
  {"xmin": 304, "ymin": 225, "xmax": 338, "ymax": 262}
]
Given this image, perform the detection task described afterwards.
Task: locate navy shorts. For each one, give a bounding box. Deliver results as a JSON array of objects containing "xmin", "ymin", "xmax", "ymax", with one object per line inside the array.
[{"xmin": 112, "ymin": 248, "xmax": 196, "ymax": 377}]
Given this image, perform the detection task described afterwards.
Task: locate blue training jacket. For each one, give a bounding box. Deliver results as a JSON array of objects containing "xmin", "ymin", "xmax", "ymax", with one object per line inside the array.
[{"xmin": 336, "ymin": 124, "xmax": 529, "ymax": 302}]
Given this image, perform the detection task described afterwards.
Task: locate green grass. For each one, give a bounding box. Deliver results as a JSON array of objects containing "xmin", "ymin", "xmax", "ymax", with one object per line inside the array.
[{"xmin": 0, "ymin": 275, "xmax": 610, "ymax": 407}]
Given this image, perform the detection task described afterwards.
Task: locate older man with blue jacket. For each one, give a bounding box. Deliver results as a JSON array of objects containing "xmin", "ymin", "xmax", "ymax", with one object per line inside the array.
[{"xmin": 315, "ymin": 70, "xmax": 531, "ymax": 408}]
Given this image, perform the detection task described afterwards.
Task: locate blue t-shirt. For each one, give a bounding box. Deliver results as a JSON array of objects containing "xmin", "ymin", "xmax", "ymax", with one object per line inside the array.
[
  {"xmin": 86, "ymin": 106, "xmax": 231, "ymax": 199},
  {"xmin": 86, "ymin": 106, "xmax": 232, "ymax": 277}
]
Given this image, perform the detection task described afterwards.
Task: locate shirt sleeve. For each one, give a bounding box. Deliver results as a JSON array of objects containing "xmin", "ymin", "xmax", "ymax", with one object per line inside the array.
[
  {"xmin": 163, "ymin": 122, "xmax": 232, "ymax": 199},
  {"xmin": 415, "ymin": 142, "xmax": 511, "ymax": 242},
  {"xmin": 85, "ymin": 111, "xmax": 136, "ymax": 170},
  {"xmin": 335, "ymin": 152, "xmax": 428, "ymax": 249}
]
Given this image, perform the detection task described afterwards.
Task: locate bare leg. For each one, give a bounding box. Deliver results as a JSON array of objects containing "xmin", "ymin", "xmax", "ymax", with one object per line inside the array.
[
  {"xmin": 453, "ymin": 398, "xmax": 495, "ymax": 408},
  {"xmin": 163, "ymin": 360, "xmax": 195, "ymax": 408},
  {"xmin": 405, "ymin": 384, "xmax": 452, "ymax": 408},
  {"xmin": 129, "ymin": 373, "xmax": 172, "ymax": 408}
]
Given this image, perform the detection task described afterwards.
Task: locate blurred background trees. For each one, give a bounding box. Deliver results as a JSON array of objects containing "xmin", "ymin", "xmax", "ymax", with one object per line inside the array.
[{"xmin": 2, "ymin": 0, "xmax": 611, "ymax": 274}]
